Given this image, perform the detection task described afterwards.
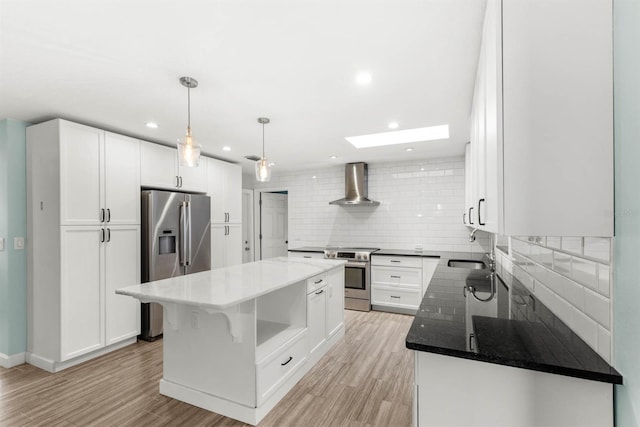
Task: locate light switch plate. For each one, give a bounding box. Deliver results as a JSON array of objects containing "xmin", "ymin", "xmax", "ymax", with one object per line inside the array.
[
  {"xmin": 14, "ymin": 237, "xmax": 25, "ymax": 250},
  {"xmin": 0, "ymin": 237, "xmax": 4, "ymax": 251}
]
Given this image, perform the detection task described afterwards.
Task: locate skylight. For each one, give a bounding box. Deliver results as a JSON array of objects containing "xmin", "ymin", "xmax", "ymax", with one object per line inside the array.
[{"xmin": 346, "ymin": 124, "xmax": 449, "ymax": 149}]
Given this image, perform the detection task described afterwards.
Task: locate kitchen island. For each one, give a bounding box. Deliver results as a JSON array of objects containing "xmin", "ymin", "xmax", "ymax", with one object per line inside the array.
[
  {"xmin": 117, "ymin": 257, "xmax": 346, "ymax": 425},
  {"xmin": 406, "ymin": 252, "xmax": 622, "ymax": 427}
]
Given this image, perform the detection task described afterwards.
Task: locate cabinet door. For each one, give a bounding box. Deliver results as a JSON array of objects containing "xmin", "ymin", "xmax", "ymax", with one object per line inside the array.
[
  {"xmin": 104, "ymin": 133, "xmax": 140, "ymax": 225},
  {"xmin": 105, "ymin": 225, "xmax": 140, "ymax": 345},
  {"xmin": 326, "ymin": 268, "xmax": 344, "ymax": 338},
  {"xmin": 178, "ymin": 160, "xmax": 207, "ymax": 193},
  {"xmin": 226, "ymin": 224, "xmax": 243, "ymax": 267},
  {"xmin": 140, "ymin": 142, "xmax": 178, "ymax": 190},
  {"xmin": 211, "ymin": 226, "xmax": 226, "ymax": 269},
  {"xmin": 225, "ymin": 162, "xmax": 242, "ymax": 224},
  {"xmin": 59, "ymin": 122, "xmax": 103, "ymax": 225},
  {"xmin": 307, "ymin": 287, "xmax": 327, "ymax": 355},
  {"xmin": 60, "ymin": 226, "xmax": 104, "ymax": 360},
  {"xmin": 207, "ymin": 158, "xmax": 227, "ymax": 223}
]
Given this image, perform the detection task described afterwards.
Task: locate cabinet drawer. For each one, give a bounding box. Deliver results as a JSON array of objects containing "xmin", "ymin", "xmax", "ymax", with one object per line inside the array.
[
  {"xmin": 371, "ymin": 286, "xmax": 421, "ymax": 309},
  {"xmin": 372, "ymin": 255, "xmax": 422, "ymax": 268},
  {"xmin": 288, "ymin": 251, "xmax": 324, "ymax": 260},
  {"xmin": 372, "ymin": 266, "xmax": 422, "ymax": 288},
  {"xmin": 307, "ymin": 272, "xmax": 328, "ymax": 294},
  {"xmin": 256, "ymin": 330, "xmax": 307, "ymax": 405}
]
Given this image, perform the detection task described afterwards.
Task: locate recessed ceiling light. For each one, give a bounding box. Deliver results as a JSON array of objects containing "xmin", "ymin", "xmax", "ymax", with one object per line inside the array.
[
  {"xmin": 312, "ymin": 175, "xmax": 317, "ymax": 179},
  {"xmin": 405, "ymin": 148, "xmax": 414, "ymax": 152},
  {"xmin": 355, "ymin": 72, "xmax": 372, "ymax": 85},
  {"xmin": 145, "ymin": 122, "xmax": 158, "ymax": 129},
  {"xmin": 345, "ymin": 124, "xmax": 449, "ymax": 149},
  {"xmin": 330, "ymin": 155, "xmax": 337, "ymax": 159},
  {"xmin": 222, "ymin": 146, "xmax": 231, "ymax": 151},
  {"xmin": 388, "ymin": 122, "xmax": 399, "ymax": 129}
]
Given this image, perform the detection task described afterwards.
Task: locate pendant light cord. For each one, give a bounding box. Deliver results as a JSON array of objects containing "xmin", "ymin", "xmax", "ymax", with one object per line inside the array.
[
  {"xmin": 262, "ymin": 123, "xmax": 265, "ymax": 158},
  {"xmin": 187, "ymin": 85, "xmax": 191, "ymax": 132}
]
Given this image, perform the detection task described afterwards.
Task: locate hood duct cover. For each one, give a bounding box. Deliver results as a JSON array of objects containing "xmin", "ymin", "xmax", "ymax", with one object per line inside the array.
[{"xmin": 329, "ymin": 162, "xmax": 380, "ymax": 206}]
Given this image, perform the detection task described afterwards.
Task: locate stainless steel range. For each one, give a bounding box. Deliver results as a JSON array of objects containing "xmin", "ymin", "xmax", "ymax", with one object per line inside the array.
[{"xmin": 324, "ymin": 247, "xmax": 379, "ymax": 312}]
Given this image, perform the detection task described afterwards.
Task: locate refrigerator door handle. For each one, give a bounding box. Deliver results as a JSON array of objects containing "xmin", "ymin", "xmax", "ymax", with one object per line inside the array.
[
  {"xmin": 179, "ymin": 201, "xmax": 188, "ymax": 266},
  {"xmin": 186, "ymin": 201, "xmax": 192, "ymax": 266}
]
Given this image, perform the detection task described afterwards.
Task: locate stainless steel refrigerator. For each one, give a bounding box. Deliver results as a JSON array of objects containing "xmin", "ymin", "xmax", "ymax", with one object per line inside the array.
[{"xmin": 140, "ymin": 190, "xmax": 211, "ymax": 341}]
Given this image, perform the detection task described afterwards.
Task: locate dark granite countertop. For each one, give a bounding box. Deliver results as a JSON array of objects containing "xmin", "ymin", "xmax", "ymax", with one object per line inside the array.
[
  {"xmin": 405, "ymin": 252, "xmax": 622, "ymax": 385},
  {"xmin": 287, "ymin": 247, "xmax": 325, "ymax": 253},
  {"xmin": 373, "ymin": 249, "xmax": 441, "ymax": 258}
]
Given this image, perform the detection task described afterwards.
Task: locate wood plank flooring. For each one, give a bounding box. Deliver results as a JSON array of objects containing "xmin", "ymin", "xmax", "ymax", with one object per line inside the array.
[{"xmin": 0, "ymin": 310, "xmax": 414, "ymax": 426}]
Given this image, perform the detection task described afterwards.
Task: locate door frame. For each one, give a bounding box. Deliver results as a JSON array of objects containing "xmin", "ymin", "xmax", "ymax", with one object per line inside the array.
[{"xmin": 253, "ymin": 187, "xmax": 289, "ymax": 261}]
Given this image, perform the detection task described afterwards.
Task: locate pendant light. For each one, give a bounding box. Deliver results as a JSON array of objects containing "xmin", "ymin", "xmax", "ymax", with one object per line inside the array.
[
  {"xmin": 255, "ymin": 117, "xmax": 272, "ymax": 182},
  {"xmin": 177, "ymin": 76, "xmax": 201, "ymax": 167}
]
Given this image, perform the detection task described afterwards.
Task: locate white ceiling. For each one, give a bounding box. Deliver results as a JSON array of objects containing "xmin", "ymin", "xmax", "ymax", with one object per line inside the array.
[{"xmin": 0, "ymin": 0, "xmax": 485, "ymax": 175}]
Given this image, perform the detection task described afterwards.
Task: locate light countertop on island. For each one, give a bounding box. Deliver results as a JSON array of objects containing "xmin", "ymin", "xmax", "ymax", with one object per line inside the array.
[{"xmin": 116, "ymin": 257, "xmax": 346, "ymax": 310}]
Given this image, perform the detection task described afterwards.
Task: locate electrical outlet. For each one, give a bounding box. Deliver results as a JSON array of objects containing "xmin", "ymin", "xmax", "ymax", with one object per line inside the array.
[
  {"xmin": 0, "ymin": 237, "xmax": 4, "ymax": 251},
  {"xmin": 14, "ymin": 237, "xmax": 24, "ymax": 250}
]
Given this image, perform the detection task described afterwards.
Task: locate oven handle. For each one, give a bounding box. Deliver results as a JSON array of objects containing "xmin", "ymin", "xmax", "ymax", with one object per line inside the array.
[{"xmin": 344, "ymin": 261, "xmax": 368, "ymax": 268}]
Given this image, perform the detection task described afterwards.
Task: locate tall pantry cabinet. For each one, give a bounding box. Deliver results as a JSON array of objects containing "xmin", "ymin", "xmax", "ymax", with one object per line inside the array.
[{"xmin": 26, "ymin": 119, "xmax": 141, "ymax": 372}]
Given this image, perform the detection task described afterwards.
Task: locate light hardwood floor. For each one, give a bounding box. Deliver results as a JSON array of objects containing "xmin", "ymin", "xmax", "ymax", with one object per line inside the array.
[{"xmin": 0, "ymin": 310, "xmax": 414, "ymax": 426}]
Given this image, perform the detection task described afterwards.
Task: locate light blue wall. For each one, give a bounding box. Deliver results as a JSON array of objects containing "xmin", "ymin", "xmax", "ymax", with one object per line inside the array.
[
  {"xmin": 0, "ymin": 119, "xmax": 28, "ymax": 357},
  {"xmin": 613, "ymin": 0, "xmax": 640, "ymax": 424}
]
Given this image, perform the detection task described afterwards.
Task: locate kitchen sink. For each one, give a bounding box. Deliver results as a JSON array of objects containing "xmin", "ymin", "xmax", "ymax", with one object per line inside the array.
[{"xmin": 447, "ymin": 259, "xmax": 486, "ymax": 269}]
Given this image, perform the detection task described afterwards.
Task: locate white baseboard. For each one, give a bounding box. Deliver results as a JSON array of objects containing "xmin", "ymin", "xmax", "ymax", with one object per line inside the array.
[
  {"xmin": 27, "ymin": 337, "xmax": 137, "ymax": 373},
  {"xmin": 0, "ymin": 351, "xmax": 27, "ymax": 368}
]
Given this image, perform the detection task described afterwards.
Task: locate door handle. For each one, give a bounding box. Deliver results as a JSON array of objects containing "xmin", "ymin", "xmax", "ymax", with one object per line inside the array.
[
  {"xmin": 478, "ymin": 198, "xmax": 486, "ymax": 226},
  {"xmin": 390, "ymin": 295, "xmax": 401, "ymax": 299}
]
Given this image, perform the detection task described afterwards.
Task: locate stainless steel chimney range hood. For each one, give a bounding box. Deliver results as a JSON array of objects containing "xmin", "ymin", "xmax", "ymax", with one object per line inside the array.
[{"xmin": 329, "ymin": 162, "xmax": 380, "ymax": 206}]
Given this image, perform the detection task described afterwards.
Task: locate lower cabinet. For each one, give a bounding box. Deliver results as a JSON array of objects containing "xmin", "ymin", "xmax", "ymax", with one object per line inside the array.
[
  {"xmin": 307, "ymin": 283, "xmax": 327, "ymax": 356},
  {"xmin": 326, "ymin": 267, "xmax": 344, "ymax": 338},
  {"xmin": 211, "ymin": 224, "xmax": 242, "ymax": 268},
  {"xmin": 306, "ymin": 270, "xmax": 345, "ymax": 362},
  {"xmin": 371, "ymin": 255, "xmax": 440, "ymax": 313},
  {"xmin": 30, "ymin": 225, "xmax": 140, "ymax": 371}
]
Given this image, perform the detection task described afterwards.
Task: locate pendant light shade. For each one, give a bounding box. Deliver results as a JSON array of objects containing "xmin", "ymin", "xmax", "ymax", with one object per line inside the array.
[
  {"xmin": 177, "ymin": 76, "xmax": 201, "ymax": 167},
  {"xmin": 255, "ymin": 117, "xmax": 272, "ymax": 182}
]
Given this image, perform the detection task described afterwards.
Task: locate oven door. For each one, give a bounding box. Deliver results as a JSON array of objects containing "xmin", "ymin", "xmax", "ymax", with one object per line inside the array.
[{"xmin": 344, "ymin": 261, "xmax": 369, "ymax": 300}]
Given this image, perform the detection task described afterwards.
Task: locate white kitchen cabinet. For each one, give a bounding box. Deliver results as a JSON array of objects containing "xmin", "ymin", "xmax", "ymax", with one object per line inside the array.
[
  {"xmin": 30, "ymin": 120, "xmax": 140, "ymax": 226},
  {"xmin": 467, "ymin": 0, "xmax": 613, "ymax": 236},
  {"xmin": 207, "ymin": 157, "xmax": 242, "ymax": 224},
  {"xmin": 60, "ymin": 226, "xmax": 104, "ymax": 360},
  {"xmin": 105, "ymin": 225, "xmax": 141, "ymax": 346},
  {"xmin": 27, "ymin": 119, "xmax": 141, "ymax": 372},
  {"xmin": 211, "ymin": 223, "xmax": 242, "ymax": 269},
  {"xmin": 140, "ymin": 141, "xmax": 207, "ymax": 192},
  {"xmin": 307, "ymin": 284, "xmax": 327, "ymax": 356},
  {"xmin": 371, "ymin": 255, "xmax": 439, "ymax": 314}
]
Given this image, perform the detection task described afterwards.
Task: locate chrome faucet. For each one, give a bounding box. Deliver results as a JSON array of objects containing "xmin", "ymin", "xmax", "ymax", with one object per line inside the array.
[{"xmin": 469, "ymin": 227, "xmax": 479, "ymax": 242}]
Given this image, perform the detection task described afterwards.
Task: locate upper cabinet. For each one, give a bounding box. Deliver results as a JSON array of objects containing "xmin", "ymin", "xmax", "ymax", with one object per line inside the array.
[
  {"xmin": 29, "ymin": 119, "xmax": 140, "ymax": 226},
  {"xmin": 140, "ymin": 141, "xmax": 207, "ymax": 193},
  {"xmin": 207, "ymin": 157, "xmax": 242, "ymax": 224},
  {"xmin": 467, "ymin": 0, "xmax": 613, "ymax": 237}
]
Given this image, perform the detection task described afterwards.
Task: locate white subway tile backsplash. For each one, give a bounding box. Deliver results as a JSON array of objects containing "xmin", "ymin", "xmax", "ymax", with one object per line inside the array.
[
  {"xmin": 572, "ymin": 257, "xmax": 598, "ymax": 290},
  {"xmin": 248, "ymin": 157, "xmax": 491, "ymax": 253},
  {"xmin": 597, "ymin": 325, "xmax": 612, "ymax": 363},
  {"xmin": 497, "ymin": 235, "xmax": 613, "ymax": 359},
  {"xmin": 561, "ymin": 237, "xmax": 583, "ymax": 255},
  {"xmin": 570, "ymin": 306, "xmax": 599, "ymax": 350},
  {"xmin": 584, "ymin": 289, "xmax": 610, "ymax": 328},
  {"xmin": 598, "ymin": 265, "xmax": 611, "ymax": 297}
]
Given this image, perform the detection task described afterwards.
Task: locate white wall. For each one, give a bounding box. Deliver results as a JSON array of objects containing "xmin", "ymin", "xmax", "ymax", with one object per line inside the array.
[{"xmin": 245, "ymin": 157, "xmax": 490, "ymax": 252}]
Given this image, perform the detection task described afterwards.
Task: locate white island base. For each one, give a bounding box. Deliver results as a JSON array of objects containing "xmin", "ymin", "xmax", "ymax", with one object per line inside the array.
[{"xmin": 117, "ymin": 258, "xmax": 345, "ymax": 425}]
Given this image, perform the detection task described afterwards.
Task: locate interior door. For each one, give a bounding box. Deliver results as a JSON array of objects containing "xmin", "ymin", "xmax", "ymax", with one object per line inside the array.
[{"xmin": 260, "ymin": 192, "xmax": 288, "ymax": 260}]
